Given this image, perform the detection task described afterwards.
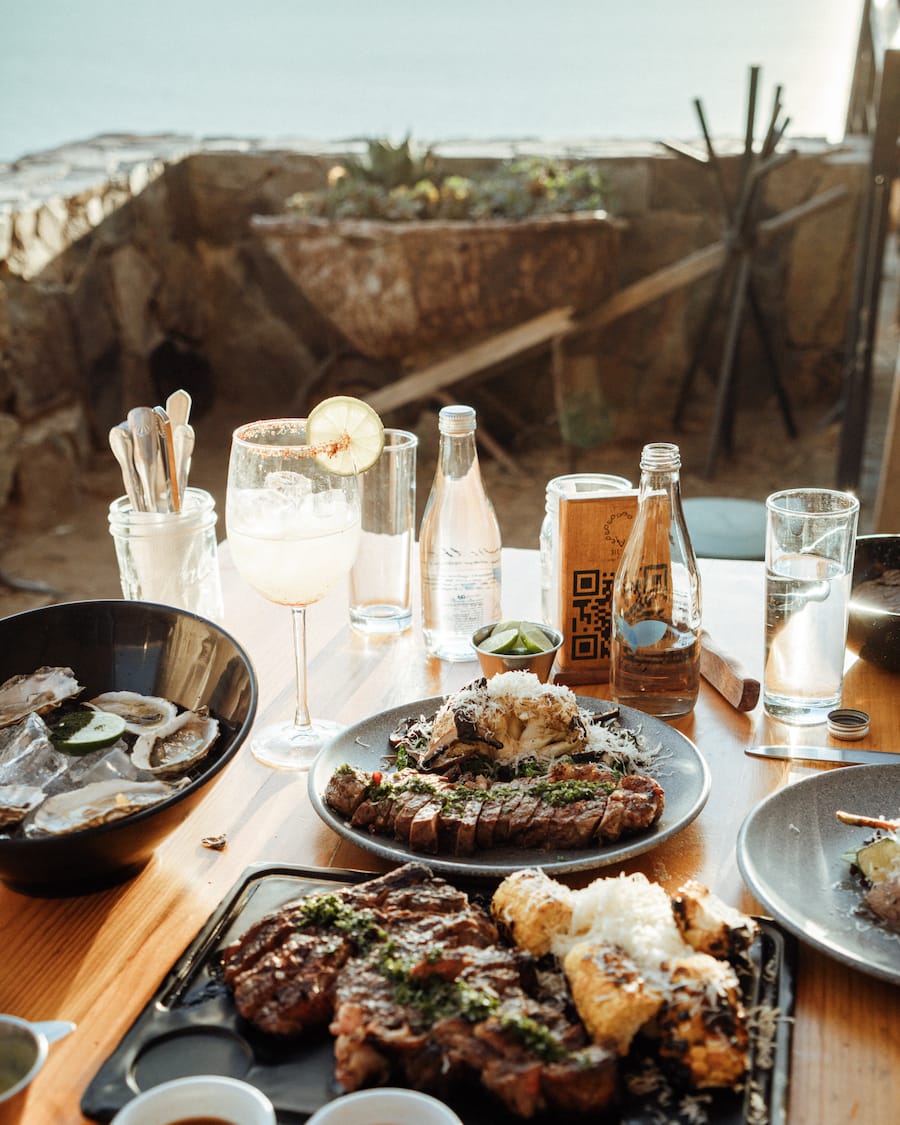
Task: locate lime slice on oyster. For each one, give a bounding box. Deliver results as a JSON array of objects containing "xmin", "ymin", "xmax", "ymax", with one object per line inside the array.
[
  {"xmin": 48, "ymin": 708, "xmax": 127, "ymax": 753},
  {"xmin": 89, "ymin": 691, "xmax": 178, "ymax": 735},
  {"xmin": 307, "ymin": 395, "xmax": 385, "ymax": 475}
]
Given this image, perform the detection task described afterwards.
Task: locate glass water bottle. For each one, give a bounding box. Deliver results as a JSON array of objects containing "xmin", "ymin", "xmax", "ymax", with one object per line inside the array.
[
  {"xmin": 420, "ymin": 405, "xmax": 502, "ymax": 661},
  {"xmin": 610, "ymin": 442, "xmax": 701, "ymax": 717}
]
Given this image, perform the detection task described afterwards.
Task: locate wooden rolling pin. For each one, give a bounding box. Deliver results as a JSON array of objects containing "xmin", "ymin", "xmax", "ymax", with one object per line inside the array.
[{"xmin": 699, "ymin": 629, "xmax": 760, "ymax": 712}]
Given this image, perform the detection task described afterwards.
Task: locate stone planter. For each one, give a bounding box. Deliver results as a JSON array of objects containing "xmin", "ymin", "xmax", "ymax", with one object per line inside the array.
[{"xmin": 250, "ymin": 211, "xmax": 622, "ymax": 361}]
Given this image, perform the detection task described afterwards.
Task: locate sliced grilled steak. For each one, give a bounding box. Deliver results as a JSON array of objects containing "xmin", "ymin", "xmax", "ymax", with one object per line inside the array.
[{"xmin": 324, "ymin": 762, "xmax": 664, "ymax": 855}]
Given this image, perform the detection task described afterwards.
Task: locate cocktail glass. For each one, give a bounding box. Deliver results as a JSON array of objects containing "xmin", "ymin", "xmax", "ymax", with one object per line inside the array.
[{"xmin": 226, "ymin": 418, "xmax": 361, "ymax": 769}]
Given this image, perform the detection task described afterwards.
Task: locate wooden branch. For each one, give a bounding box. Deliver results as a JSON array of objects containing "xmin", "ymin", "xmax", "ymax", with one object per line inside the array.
[
  {"xmin": 575, "ymin": 242, "xmax": 727, "ymax": 333},
  {"xmin": 362, "ymin": 187, "xmax": 849, "ymax": 416},
  {"xmin": 757, "ymin": 184, "xmax": 849, "ymax": 236},
  {"xmin": 365, "ymin": 306, "xmax": 573, "ymax": 414}
]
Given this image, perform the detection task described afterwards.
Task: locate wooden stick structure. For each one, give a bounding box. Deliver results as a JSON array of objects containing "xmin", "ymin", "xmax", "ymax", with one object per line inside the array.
[
  {"xmin": 670, "ymin": 66, "xmax": 802, "ymax": 477},
  {"xmin": 357, "ymin": 69, "xmax": 850, "ymax": 472}
]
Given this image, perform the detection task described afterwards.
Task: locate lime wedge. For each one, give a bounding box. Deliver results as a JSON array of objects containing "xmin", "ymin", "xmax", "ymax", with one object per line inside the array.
[
  {"xmin": 518, "ymin": 625, "xmax": 553, "ymax": 654},
  {"xmin": 477, "ymin": 627, "xmax": 520, "ymax": 654},
  {"xmin": 307, "ymin": 395, "xmax": 385, "ymax": 475},
  {"xmin": 49, "ymin": 708, "xmax": 127, "ymax": 754}
]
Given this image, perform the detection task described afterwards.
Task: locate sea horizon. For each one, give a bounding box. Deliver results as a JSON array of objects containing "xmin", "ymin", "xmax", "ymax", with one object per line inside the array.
[{"xmin": 1, "ymin": 1, "xmax": 865, "ymax": 165}]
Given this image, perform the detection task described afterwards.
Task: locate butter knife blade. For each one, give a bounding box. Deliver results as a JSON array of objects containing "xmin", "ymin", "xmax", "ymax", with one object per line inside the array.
[{"xmin": 746, "ymin": 745, "xmax": 900, "ymax": 766}]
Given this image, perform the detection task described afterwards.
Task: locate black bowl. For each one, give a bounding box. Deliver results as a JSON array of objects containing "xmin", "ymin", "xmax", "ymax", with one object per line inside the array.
[
  {"xmin": 847, "ymin": 535, "xmax": 900, "ymax": 673},
  {"xmin": 0, "ymin": 600, "xmax": 257, "ymax": 894}
]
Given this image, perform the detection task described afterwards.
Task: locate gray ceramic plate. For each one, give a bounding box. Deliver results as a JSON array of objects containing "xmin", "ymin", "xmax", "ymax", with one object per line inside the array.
[
  {"xmin": 309, "ymin": 695, "xmax": 710, "ymax": 878},
  {"xmin": 737, "ymin": 764, "xmax": 900, "ymax": 984}
]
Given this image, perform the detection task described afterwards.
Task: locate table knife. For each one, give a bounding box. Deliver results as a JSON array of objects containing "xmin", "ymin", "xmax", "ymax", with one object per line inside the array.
[{"xmin": 746, "ymin": 745, "xmax": 900, "ymax": 766}]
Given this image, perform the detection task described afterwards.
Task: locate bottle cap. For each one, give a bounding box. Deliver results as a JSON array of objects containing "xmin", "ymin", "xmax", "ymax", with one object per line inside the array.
[
  {"xmin": 827, "ymin": 708, "xmax": 871, "ymax": 740},
  {"xmin": 438, "ymin": 404, "xmax": 476, "ymax": 435}
]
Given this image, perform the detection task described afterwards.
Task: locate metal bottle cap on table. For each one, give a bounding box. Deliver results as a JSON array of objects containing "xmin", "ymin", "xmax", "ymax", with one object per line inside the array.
[{"xmin": 826, "ymin": 708, "xmax": 871, "ymax": 740}]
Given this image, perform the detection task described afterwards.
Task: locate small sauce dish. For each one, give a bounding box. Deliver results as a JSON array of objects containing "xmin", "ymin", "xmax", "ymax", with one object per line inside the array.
[
  {"xmin": 110, "ymin": 1074, "xmax": 275, "ymax": 1125},
  {"xmin": 306, "ymin": 1087, "xmax": 463, "ymax": 1125}
]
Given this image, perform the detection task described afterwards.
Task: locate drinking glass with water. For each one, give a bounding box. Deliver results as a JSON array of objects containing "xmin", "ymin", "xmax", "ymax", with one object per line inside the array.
[{"xmin": 763, "ymin": 488, "xmax": 859, "ymax": 725}]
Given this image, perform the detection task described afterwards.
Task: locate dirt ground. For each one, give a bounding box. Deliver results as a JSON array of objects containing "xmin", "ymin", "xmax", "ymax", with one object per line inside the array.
[{"xmin": 0, "ymin": 391, "xmax": 843, "ymax": 621}]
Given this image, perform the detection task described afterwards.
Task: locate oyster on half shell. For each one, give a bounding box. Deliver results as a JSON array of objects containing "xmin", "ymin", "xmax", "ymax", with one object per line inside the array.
[
  {"xmin": 89, "ymin": 691, "xmax": 178, "ymax": 736},
  {"xmin": 0, "ymin": 784, "xmax": 45, "ymax": 829},
  {"xmin": 0, "ymin": 667, "xmax": 82, "ymax": 729},
  {"xmin": 131, "ymin": 708, "xmax": 220, "ymax": 776},
  {"xmin": 27, "ymin": 778, "xmax": 173, "ymax": 836}
]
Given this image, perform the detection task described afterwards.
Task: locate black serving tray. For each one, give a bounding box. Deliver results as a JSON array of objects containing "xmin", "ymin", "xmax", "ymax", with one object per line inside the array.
[{"xmin": 81, "ymin": 864, "xmax": 796, "ymax": 1125}]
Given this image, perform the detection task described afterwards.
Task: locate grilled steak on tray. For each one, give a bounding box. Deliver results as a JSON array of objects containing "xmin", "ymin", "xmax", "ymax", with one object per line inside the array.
[{"xmin": 221, "ymin": 862, "xmax": 617, "ymax": 1116}]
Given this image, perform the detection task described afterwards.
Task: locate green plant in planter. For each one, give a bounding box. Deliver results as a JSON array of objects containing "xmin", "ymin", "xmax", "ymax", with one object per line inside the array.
[{"xmin": 287, "ymin": 137, "xmax": 607, "ymax": 222}]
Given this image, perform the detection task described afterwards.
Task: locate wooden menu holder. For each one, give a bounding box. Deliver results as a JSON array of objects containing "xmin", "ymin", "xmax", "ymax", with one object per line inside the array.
[{"xmin": 554, "ymin": 490, "xmax": 638, "ymax": 686}]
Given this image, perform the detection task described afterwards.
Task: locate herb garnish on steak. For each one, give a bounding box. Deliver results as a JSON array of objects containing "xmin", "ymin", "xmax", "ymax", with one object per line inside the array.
[{"xmin": 221, "ymin": 862, "xmax": 618, "ymax": 1117}]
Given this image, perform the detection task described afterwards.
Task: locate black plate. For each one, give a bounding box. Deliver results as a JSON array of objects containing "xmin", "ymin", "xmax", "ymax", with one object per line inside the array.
[
  {"xmin": 308, "ymin": 695, "xmax": 711, "ymax": 878},
  {"xmin": 82, "ymin": 864, "xmax": 795, "ymax": 1125}
]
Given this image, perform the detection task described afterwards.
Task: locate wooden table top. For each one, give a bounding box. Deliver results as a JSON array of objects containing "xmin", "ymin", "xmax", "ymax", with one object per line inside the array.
[{"xmin": 1, "ymin": 548, "xmax": 897, "ymax": 1124}]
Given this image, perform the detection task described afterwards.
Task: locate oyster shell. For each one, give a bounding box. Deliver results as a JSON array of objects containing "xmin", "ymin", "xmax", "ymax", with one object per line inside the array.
[
  {"xmin": 131, "ymin": 708, "xmax": 220, "ymax": 776},
  {"xmin": 0, "ymin": 667, "xmax": 82, "ymax": 729},
  {"xmin": 0, "ymin": 784, "xmax": 45, "ymax": 829},
  {"xmin": 26, "ymin": 779, "xmax": 173, "ymax": 835},
  {"xmin": 89, "ymin": 691, "xmax": 178, "ymax": 735}
]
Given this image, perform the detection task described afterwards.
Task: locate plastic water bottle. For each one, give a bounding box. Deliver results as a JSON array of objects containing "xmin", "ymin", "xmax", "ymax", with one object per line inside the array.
[
  {"xmin": 610, "ymin": 442, "xmax": 701, "ymax": 717},
  {"xmin": 420, "ymin": 405, "xmax": 501, "ymax": 661}
]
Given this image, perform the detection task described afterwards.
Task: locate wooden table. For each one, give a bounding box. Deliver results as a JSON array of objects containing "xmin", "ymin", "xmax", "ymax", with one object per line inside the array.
[{"xmin": 1, "ymin": 550, "xmax": 898, "ymax": 1124}]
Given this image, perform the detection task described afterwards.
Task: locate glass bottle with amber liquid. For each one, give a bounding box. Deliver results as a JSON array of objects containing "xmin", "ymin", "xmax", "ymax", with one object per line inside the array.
[{"xmin": 610, "ymin": 442, "xmax": 701, "ymax": 717}]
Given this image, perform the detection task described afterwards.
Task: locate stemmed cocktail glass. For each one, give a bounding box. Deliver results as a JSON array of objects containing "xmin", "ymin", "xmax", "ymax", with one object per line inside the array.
[{"xmin": 226, "ymin": 414, "xmax": 367, "ymax": 769}]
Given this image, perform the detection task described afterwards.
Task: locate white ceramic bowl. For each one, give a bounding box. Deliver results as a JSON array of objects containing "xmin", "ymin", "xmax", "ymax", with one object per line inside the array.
[
  {"xmin": 110, "ymin": 1075, "xmax": 275, "ymax": 1125},
  {"xmin": 307, "ymin": 1087, "xmax": 463, "ymax": 1125}
]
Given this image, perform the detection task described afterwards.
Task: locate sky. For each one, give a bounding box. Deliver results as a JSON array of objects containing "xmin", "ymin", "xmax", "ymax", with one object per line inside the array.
[{"xmin": 0, "ymin": 0, "xmax": 866, "ymax": 162}]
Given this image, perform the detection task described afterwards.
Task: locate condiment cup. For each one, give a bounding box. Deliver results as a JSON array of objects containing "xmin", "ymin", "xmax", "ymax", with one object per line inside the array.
[
  {"xmin": 472, "ymin": 622, "xmax": 564, "ymax": 683},
  {"xmin": 306, "ymin": 1087, "xmax": 463, "ymax": 1125},
  {"xmin": 110, "ymin": 1074, "xmax": 275, "ymax": 1125},
  {"xmin": 0, "ymin": 1015, "xmax": 75, "ymax": 1104}
]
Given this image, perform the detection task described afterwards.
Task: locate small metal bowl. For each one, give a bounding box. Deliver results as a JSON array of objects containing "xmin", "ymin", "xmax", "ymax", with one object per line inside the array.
[{"xmin": 472, "ymin": 622, "xmax": 564, "ymax": 683}]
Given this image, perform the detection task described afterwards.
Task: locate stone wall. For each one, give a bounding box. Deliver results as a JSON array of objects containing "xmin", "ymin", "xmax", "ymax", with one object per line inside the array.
[{"xmin": 0, "ymin": 134, "xmax": 867, "ymax": 521}]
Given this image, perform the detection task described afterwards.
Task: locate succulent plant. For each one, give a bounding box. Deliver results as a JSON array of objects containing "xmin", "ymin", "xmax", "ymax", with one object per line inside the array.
[{"xmin": 287, "ymin": 139, "xmax": 607, "ymax": 222}]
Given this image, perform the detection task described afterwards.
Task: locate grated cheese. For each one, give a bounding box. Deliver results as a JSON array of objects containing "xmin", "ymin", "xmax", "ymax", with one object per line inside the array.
[{"xmin": 555, "ymin": 871, "xmax": 693, "ymax": 974}]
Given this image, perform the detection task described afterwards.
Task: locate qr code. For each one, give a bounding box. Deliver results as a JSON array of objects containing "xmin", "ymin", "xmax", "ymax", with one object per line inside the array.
[{"xmin": 568, "ymin": 568, "xmax": 615, "ymax": 661}]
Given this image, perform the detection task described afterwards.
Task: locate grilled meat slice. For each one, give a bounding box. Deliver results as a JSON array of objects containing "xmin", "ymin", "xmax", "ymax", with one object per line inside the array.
[
  {"xmin": 220, "ymin": 863, "xmax": 477, "ymax": 1035},
  {"xmin": 324, "ymin": 763, "xmax": 664, "ymax": 855},
  {"xmin": 330, "ymin": 913, "xmax": 618, "ymax": 1117},
  {"xmin": 596, "ymin": 774, "xmax": 664, "ymax": 840},
  {"xmin": 864, "ymin": 876, "xmax": 900, "ymax": 931},
  {"xmin": 323, "ymin": 765, "xmax": 370, "ymax": 818}
]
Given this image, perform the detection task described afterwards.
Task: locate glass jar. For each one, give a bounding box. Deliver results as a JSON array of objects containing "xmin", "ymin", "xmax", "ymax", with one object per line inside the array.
[
  {"xmin": 108, "ymin": 487, "xmax": 225, "ymax": 622},
  {"xmin": 539, "ymin": 473, "xmax": 632, "ymax": 629}
]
